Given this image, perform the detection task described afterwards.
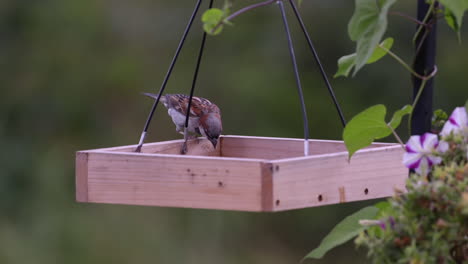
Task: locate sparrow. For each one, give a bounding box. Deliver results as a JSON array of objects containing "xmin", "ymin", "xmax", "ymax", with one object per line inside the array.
[{"xmin": 144, "ymin": 93, "xmax": 223, "ymax": 154}]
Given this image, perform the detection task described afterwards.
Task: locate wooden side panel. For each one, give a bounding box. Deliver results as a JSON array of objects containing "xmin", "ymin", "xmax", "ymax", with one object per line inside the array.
[
  {"xmin": 88, "ymin": 138, "xmax": 220, "ymax": 156},
  {"xmin": 220, "ymin": 135, "xmax": 394, "ymax": 160},
  {"xmin": 270, "ymin": 146, "xmax": 407, "ymax": 211},
  {"xmin": 84, "ymin": 152, "xmax": 265, "ymax": 211},
  {"xmin": 260, "ymin": 163, "xmax": 274, "ymax": 211},
  {"xmin": 76, "ymin": 152, "xmax": 89, "ymax": 202},
  {"xmin": 76, "ymin": 136, "xmax": 405, "ymax": 211}
]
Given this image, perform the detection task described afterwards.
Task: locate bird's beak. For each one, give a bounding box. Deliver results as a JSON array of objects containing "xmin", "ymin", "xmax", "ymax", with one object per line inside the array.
[
  {"xmin": 142, "ymin": 92, "xmax": 161, "ymax": 100},
  {"xmin": 209, "ymin": 138, "xmax": 218, "ymax": 149}
]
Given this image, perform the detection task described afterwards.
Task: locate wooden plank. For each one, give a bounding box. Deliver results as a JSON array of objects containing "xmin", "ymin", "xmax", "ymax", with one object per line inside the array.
[
  {"xmin": 76, "ymin": 152, "xmax": 89, "ymax": 202},
  {"xmin": 220, "ymin": 135, "xmax": 394, "ymax": 159},
  {"xmin": 76, "ymin": 136, "xmax": 406, "ymax": 211},
  {"xmin": 260, "ymin": 163, "xmax": 274, "ymax": 211},
  {"xmin": 270, "ymin": 145, "xmax": 406, "ymax": 211},
  {"xmin": 86, "ymin": 135, "xmax": 391, "ymax": 158},
  {"xmin": 82, "ymin": 151, "xmax": 266, "ymax": 211},
  {"xmin": 86, "ymin": 138, "xmax": 220, "ymax": 156}
]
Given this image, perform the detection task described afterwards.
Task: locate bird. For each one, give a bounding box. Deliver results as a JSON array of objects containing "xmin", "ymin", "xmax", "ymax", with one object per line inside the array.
[{"xmin": 143, "ymin": 93, "xmax": 223, "ymax": 154}]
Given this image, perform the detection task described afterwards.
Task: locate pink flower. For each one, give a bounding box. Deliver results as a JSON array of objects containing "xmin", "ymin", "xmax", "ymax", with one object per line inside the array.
[
  {"xmin": 403, "ymin": 133, "xmax": 446, "ymax": 175},
  {"xmin": 441, "ymin": 106, "xmax": 468, "ymax": 137}
]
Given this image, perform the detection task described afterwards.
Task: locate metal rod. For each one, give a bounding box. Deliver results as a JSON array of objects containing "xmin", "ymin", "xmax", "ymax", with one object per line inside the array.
[
  {"xmin": 185, "ymin": 0, "xmax": 214, "ymax": 128},
  {"xmin": 288, "ymin": 0, "xmax": 347, "ymax": 128},
  {"xmin": 135, "ymin": 0, "xmax": 203, "ymax": 152},
  {"xmin": 278, "ymin": 0, "xmax": 309, "ymax": 156},
  {"xmin": 181, "ymin": 0, "xmax": 214, "ymax": 154},
  {"xmin": 411, "ymin": 0, "xmax": 437, "ymax": 135}
]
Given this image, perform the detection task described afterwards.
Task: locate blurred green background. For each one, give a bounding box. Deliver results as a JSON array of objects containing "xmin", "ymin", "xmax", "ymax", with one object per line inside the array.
[{"xmin": 1, "ymin": 0, "xmax": 467, "ymax": 263}]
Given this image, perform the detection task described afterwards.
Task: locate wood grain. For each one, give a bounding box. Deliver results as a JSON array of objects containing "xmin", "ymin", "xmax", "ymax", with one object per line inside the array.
[
  {"xmin": 270, "ymin": 145, "xmax": 407, "ymax": 211},
  {"xmin": 260, "ymin": 162, "xmax": 274, "ymax": 211},
  {"xmin": 76, "ymin": 135, "xmax": 407, "ymax": 212},
  {"xmin": 76, "ymin": 152, "xmax": 89, "ymax": 202},
  {"xmin": 220, "ymin": 135, "xmax": 394, "ymax": 159},
  {"xmin": 84, "ymin": 151, "xmax": 266, "ymax": 211},
  {"xmin": 87, "ymin": 138, "xmax": 220, "ymax": 156}
]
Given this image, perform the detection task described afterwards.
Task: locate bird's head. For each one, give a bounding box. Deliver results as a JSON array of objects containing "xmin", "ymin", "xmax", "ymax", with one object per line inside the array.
[{"xmin": 200, "ymin": 113, "xmax": 222, "ymax": 149}]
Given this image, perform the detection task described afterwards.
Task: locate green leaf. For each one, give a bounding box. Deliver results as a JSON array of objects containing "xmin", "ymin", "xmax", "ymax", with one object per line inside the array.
[
  {"xmin": 202, "ymin": 8, "xmax": 225, "ymax": 35},
  {"xmin": 367, "ymin": 37, "xmax": 394, "ymax": 63},
  {"xmin": 343, "ymin": 104, "xmax": 411, "ymax": 159},
  {"xmin": 445, "ymin": 8, "xmax": 460, "ymax": 34},
  {"xmin": 388, "ymin": 105, "xmax": 412, "ymax": 129},
  {"xmin": 439, "ymin": 0, "xmax": 468, "ymax": 34},
  {"xmin": 202, "ymin": 8, "xmax": 224, "ymax": 25},
  {"xmin": 343, "ymin": 105, "xmax": 391, "ymax": 159},
  {"xmin": 303, "ymin": 206, "xmax": 379, "ymax": 260},
  {"xmin": 348, "ymin": 0, "xmax": 397, "ymax": 75},
  {"xmin": 374, "ymin": 201, "xmax": 390, "ymax": 211},
  {"xmin": 432, "ymin": 109, "xmax": 449, "ymax": 132},
  {"xmin": 222, "ymin": 0, "xmax": 232, "ymax": 13},
  {"xmin": 445, "ymin": 9, "xmax": 458, "ymax": 31},
  {"xmin": 222, "ymin": 0, "xmax": 233, "ymax": 20},
  {"xmin": 335, "ymin": 37, "xmax": 393, "ymax": 78},
  {"xmin": 374, "ymin": 201, "xmax": 391, "ymax": 217},
  {"xmin": 334, "ymin": 54, "xmax": 357, "ymax": 78},
  {"xmin": 433, "ymin": 109, "xmax": 449, "ymax": 121}
]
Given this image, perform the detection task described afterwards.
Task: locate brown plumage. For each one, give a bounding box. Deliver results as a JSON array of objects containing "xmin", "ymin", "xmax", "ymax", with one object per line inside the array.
[{"xmin": 144, "ymin": 93, "xmax": 222, "ymax": 153}]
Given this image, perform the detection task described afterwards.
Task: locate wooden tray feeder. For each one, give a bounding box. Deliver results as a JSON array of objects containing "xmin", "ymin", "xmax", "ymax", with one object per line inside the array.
[
  {"xmin": 76, "ymin": 135, "xmax": 407, "ymax": 212},
  {"xmin": 75, "ymin": 1, "xmax": 408, "ymax": 212}
]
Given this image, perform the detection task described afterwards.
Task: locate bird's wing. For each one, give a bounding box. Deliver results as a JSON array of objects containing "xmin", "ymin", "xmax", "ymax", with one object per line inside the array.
[
  {"xmin": 166, "ymin": 94, "xmax": 206, "ymax": 117},
  {"xmin": 208, "ymin": 103, "xmax": 221, "ymax": 115}
]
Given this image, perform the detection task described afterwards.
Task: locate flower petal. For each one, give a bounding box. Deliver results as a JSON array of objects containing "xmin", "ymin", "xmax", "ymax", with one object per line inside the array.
[
  {"xmin": 441, "ymin": 122, "xmax": 459, "ymax": 136},
  {"xmin": 403, "ymin": 152, "xmax": 422, "ymax": 169},
  {"xmin": 426, "ymin": 154, "xmax": 442, "ymax": 167},
  {"xmin": 404, "ymin": 133, "xmax": 443, "ymax": 174},
  {"xmin": 451, "ymin": 107, "xmax": 467, "ymax": 124},
  {"xmin": 415, "ymin": 157, "xmax": 429, "ymax": 175},
  {"xmin": 406, "ymin": 135, "xmax": 423, "ymax": 153},
  {"xmin": 437, "ymin": 140, "xmax": 449, "ymax": 153},
  {"xmin": 441, "ymin": 107, "xmax": 468, "ymax": 136},
  {"xmin": 421, "ymin": 133, "xmax": 438, "ymax": 150},
  {"xmin": 379, "ymin": 221, "xmax": 386, "ymax": 230},
  {"xmin": 406, "ymin": 144, "xmax": 417, "ymax": 153}
]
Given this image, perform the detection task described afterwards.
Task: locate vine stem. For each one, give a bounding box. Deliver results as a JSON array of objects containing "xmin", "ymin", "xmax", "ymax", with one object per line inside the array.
[
  {"xmin": 378, "ymin": 44, "xmax": 436, "ymax": 81},
  {"xmin": 210, "ymin": 0, "xmax": 276, "ymax": 33},
  {"xmin": 415, "ymin": 13, "xmax": 440, "ymax": 58},
  {"xmin": 407, "ymin": 71, "xmax": 435, "ymax": 136},
  {"xmin": 414, "ymin": 27, "xmax": 430, "ymax": 59},
  {"xmin": 408, "ymin": 79, "xmax": 428, "ymax": 135},
  {"xmin": 407, "ymin": 64, "xmax": 438, "ymax": 134},
  {"xmin": 412, "ymin": 0, "xmax": 435, "ymax": 43},
  {"xmin": 389, "ymin": 11, "xmax": 425, "ymax": 25},
  {"xmin": 387, "ymin": 124, "xmax": 406, "ymax": 150},
  {"xmin": 376, "ymin": 43, "xmax": 438, "ymax": 138},
  {"xmin": 225, "ymin": 0, "xmax": 276, "ymax": 21},
  {"xmin": 408, "ymin": 67, "xmax": 438, "ymax": 134}
]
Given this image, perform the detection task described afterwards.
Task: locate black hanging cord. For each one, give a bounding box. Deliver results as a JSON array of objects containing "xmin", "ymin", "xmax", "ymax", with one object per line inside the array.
[
  {"xmin": 278, "ymin": 0, "xmax": 309, "ymax": 155},
  {"xmin": 288, "ymin": 0, "xmax": 347, "ymax": 128},
  {"xmin": 185, "ymin": 0, "xmax": 214, "ymax": 129},
  {"xmin": 135, "ymin": 0, "xmax": 204, "ymax": 152}
]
